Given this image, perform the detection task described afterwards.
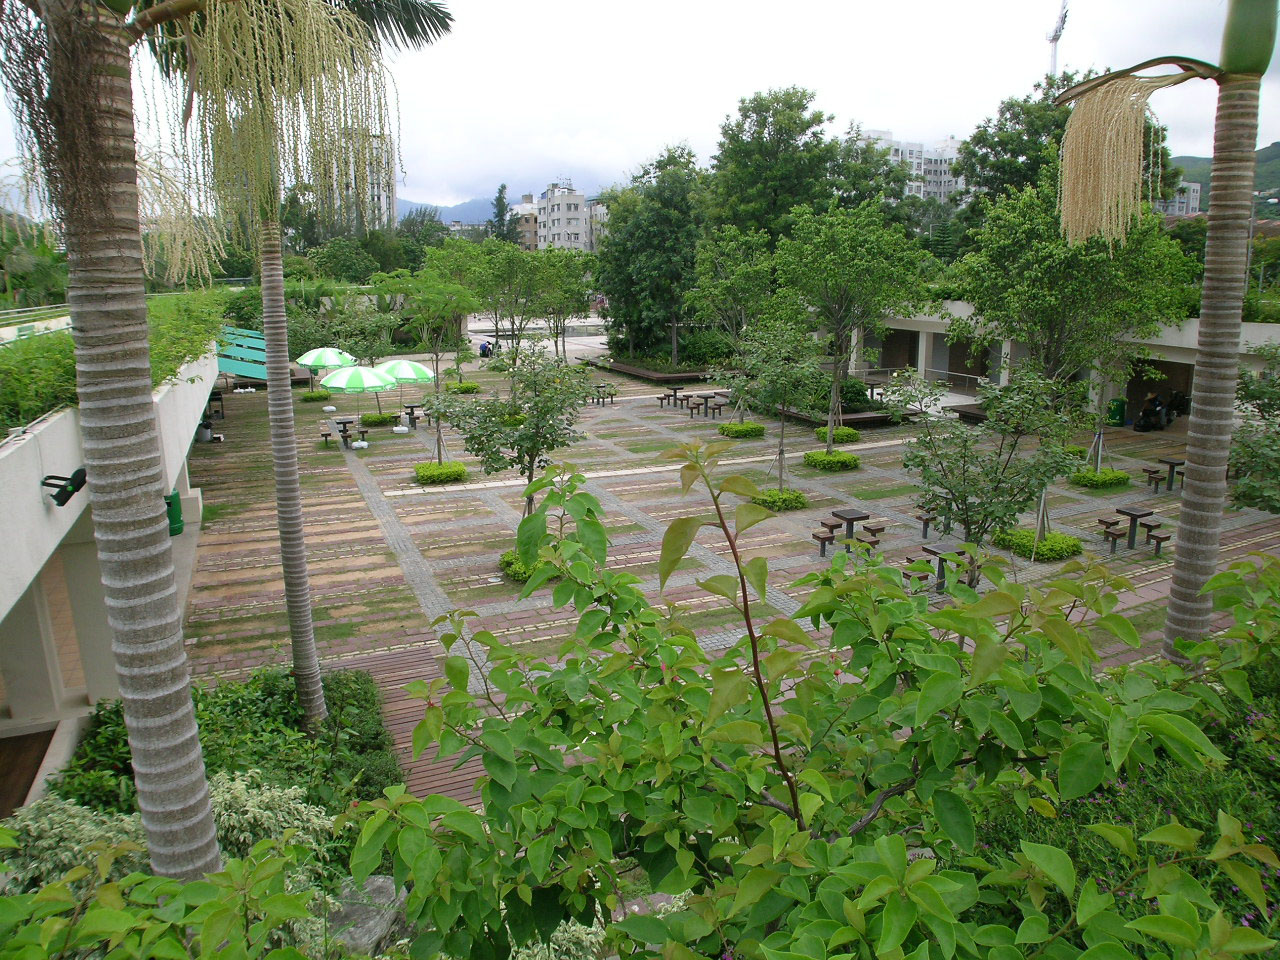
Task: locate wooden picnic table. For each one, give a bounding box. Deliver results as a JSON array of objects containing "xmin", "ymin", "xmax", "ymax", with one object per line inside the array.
[
  {"xmin": 1115, "ymin": 505, "xmax": 1154, "ymax": 550},
  {"xmin": 691, "ymin": 392, "xmax": 717, "ymax": 417},
  {"xmin": 922, "ymin": 543, "xmax": 971, "ymax": 592},
  {"xmin": 1157, "ymin": 457, "xmax": 1185, "ymax": 493}
]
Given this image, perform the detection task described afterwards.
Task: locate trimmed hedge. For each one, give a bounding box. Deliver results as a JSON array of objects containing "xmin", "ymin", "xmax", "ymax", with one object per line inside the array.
[
  {"xmin": 446, "ymin": 381, "xmax": 481, "ymax": 394},
  {"xmin": 813, "ymin": 426, "xmax": 861, "ymax": 444},
  {"xmin": 751, "ymin": 488, "xmax": 809, "ymax": 512},
  {"xmin": 299, "ymin": 390, "xmax": 330, "ymax": 402},
  {"xmin": 359, "ymin": 412, "xmax": 400, "ymax": 427},
  {"xmin": 415, "ymin": 462, "xmax": 467, "ymax": 485},
  {"xmin": 719, "ymin": 421, "xmax": 765, "ymax": 439},
  {"xmin": 499, "ymin": 549, "xmax": 532, "ymax": 582},
  {"xmin": 991, "ymin": 528, "xmax": 1083, "ymax": 561},
  {"xmin": 1070, "ymin": 467, "xmax": 1131, "ymax": 489},
  {"xmin": 803, "ymin": 450, "xmax": 860, "ymax": 472}
]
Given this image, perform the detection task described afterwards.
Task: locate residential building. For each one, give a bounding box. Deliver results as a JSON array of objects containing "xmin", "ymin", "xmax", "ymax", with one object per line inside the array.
[
  {"xmin": 860, "ymin": 130, "xmax": 967, "ymax": 202},
  {"xmin": 537, "ymin": 180, "xmax": 591, "ymax": 251},
  {"xmin": 512, "ymin": 193, "xmax": 538, "ymax": 251},
  {"xmin": 1154, "ymin": 180, "xmax": 1202, "ymax": 216},
  {"xmin": 585, "ymin": 197, "xmax": 608, "ymax": 253}
]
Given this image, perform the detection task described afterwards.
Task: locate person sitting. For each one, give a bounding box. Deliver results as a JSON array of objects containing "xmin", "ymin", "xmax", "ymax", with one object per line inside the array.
[
  {"xmin": 479, "ymin": 340, "xmax": 491, "ymax": 358},
  {"xmin": 1134, "ymin": 394, "xmax": 1160, "ymax": 432}
]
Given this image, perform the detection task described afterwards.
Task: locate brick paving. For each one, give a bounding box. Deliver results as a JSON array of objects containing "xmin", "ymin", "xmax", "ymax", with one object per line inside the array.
[{"xmin": 184, "ymin": 367, "xmax": 1280, "ymax": 806}]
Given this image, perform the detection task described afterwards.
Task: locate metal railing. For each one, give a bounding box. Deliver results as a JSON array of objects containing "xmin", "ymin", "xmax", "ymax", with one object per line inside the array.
[{"xmin": 923, "ymin": 367, "xmax": 985, "ymax": 395}]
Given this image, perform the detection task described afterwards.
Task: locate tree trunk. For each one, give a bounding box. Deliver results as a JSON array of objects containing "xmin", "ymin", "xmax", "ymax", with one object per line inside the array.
[
  {"xmin": 777, "ymin": 407, "xmax": 787, "ymax": 490},
  {"xmin": 57, "ymin": 16, "xmax": 219, "ymax": 879},
  {"xmin": 1163, "ymin": 75, "xmax": 1261, "ymax": 656},
  {"xmin": 670, "ymin": 321, "xmax": 679, "ymax": 366},
  {"xmin": 827, "ymin": 334, "xmax": 849, "ymax": 455},
  {"xmin": 260, "ymin": 219, "xmax": 327, "ymax": 726}
]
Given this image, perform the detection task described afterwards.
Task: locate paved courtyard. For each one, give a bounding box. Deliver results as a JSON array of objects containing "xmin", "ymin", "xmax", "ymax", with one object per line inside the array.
[{"xmin": 184, "ymin": 364, "xmax": 1280, "ymax": 804}]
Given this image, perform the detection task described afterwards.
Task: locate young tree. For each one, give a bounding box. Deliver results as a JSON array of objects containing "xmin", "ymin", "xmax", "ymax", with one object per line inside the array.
[
  {"xmin": 535, "ymin": 248, "xmax": 593, "ymax": 358},
  {"xmin": 594, "ymin": 146, "xmax": 704, "ymax": 362},
  {"xmin": 447, "ymin": 350, "xmax": 593, "ymax": 513},
  {"xmin": 333, "ymin": 301, "xmax": 399, "ymax": 411},
  {"xmin": 775, "ymin": 201, "xmax": 932, "ymax": 453},
  {"xmin": 312, "ymin": 237, "xmax": 380, "ymax": 283},
  {"xmin": 717, "ymin": 302, "xmax": 822, "ymax": 488},
  {"xmin": 471, "ymin": 240, "xmax": 540, "ymax": 361},
  {"xmin": 685, "ymin": 225, "xmax": 773, "ymax": 374},
  {"xmin": 708, "ymin": 87, "xmax": 840, "ymax": 245},
  {"xmin": 1054, "ymin": 0, "xmax": 1276, "ymax": 655},
  {"xmin": 486, "ymin": 183, "xmax": 520, "ymax": 244},
  {"xmin": 886, "ymin": 371, "xmax": 1084, "ymax": 546}
]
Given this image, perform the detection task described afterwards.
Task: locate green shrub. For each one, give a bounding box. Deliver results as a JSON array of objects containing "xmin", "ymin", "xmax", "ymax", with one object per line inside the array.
[
  {"xmin": 1064, "ymin": 444, "xmax": 1088, "ymax": 459},
  {"xmin": 299, "ymin": 390, "xmax": 330, "ymax": 402},
  {"xmin": 50, "ymin": 669, "xmax": 399, "ymax": 818},
  {"xmin": 222, "ymin": 286, "xmax": 264, "ymax": 326},
  {"xmin": 0, "ymin": 795, "xmax": 146, "ymax": 892},
  {"xmin": 751, "ymin": 488, "xmax": 808, "ymax": 511},
  {"xmin": 499, "ymin": 549, "xmax": 533, "ymax": 582},
  {"xmin": 678, "ymin": 328, "xmax": 736, "ymax": 366},
  {"xmin": 446, "ymin": 381, "xmax": 481, "ymax": 394},
  {"xmin": 359, "ymin": 412, "xmax": 400, "ymax": 427},
  {"xmin": 414, "ymin": 462, "xmax": 467, "ymax": 485},
  {"xmin": 1070, "ymin": 467, "xmax": 1131, "ymax": 489},
  {"xmin": 802, "ymin": 450, "xmax": 860, "ymax": 472},
  {"xmin": 718, "ymin": 421, "xmax": 765, "ymax": 439},
  {"xmin": 991, "ymin": 528, "xmax": 1083, "ymax": 561},
  {"xmin": 813, "ymin": 426, "xmax": 861, "ymax": 444}
]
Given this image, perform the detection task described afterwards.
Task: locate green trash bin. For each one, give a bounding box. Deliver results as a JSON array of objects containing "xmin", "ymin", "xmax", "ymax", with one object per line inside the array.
[
  {"xmin": 1106, "ymin": 397, "xmax": 1127, "ymax": 427},
  {"xmin": 164, "ymin": 487, "xmax": 184, "ymax": 537}
]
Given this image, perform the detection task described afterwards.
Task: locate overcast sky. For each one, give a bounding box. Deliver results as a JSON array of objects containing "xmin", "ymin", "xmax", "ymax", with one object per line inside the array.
[{"xmin": 2, "ymin": 0, "xmax": 1277, "ymax": 208}]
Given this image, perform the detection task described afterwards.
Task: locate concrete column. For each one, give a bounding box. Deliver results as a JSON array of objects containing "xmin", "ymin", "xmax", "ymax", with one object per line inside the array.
[
  {"xmin": 174, "ymin": 460, "xmax": 202, "ymax": 523},
  {"xmin": 915, "ymin": 331, "xmax": 932, "ymax": 376},
  {"xmin": 997, "ymin": 341, "xmax": 1013, "ymax": 386},
  {"xmin": 0, "ymin": 582, "xmax": 62, "ymax": 721},
  {"xmin": 58, "ymin": 539, "xmax": 118, "ymax": 704}
]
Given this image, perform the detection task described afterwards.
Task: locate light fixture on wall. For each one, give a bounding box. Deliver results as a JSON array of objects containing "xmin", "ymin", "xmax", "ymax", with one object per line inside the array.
[{"xmin": 42, "ymin": 468, "xmax": 86, "ymax": 507}]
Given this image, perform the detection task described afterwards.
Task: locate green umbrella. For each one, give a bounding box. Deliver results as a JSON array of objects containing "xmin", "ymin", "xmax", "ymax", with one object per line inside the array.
[
  {"xmin": 374, "ymin": 358, "xmax": 436, "ymax": 408},
  {"xmin": 296, "ymin": 347, "xmax": 355, "ymax": 390},
  {"xmin": 321, "ymin": 366, "xmax": 397, "ymax": 419}
]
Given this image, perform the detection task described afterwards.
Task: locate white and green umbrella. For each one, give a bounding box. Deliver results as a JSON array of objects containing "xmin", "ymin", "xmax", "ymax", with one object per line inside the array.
[
  {"xmin": 296, "ymin": 347, "xmax": 355, "ymax": 390},
  {"xmin": 321, "ymin": 365, "xmax": 397, "ymax": 418},
  {"xmin": 374, "ymin": 358, "xmax": 436, "ymax": 408}
]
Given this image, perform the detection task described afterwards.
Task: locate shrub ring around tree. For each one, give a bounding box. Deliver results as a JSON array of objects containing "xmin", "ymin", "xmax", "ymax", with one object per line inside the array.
[
  {"xmin": 499, "ymin": 549, "xmax": 532, "ymax": 583},
  {"xmin": 813, "ymin": 426, "xmax": 861, "ymax": 444},
  {"xmin": 1069, "ymin": 468, "xmax": 1132, "ymax": 489},
  {"xmin": 751, "ymin": 488, "xmax": 809, "ymax": 511},
  {"xmin": 300, "ymin": 390, "xmax": 331, "ymax": 402},
  {"xmin": 802, "ymin": 450, "xmax": 861, "ymax": 472},
  {"xmin": 446, "ymin": 381, "xmax": 481, "ymax": 394},
  {"xmin": 719, "ymin": 421, "xmax": 765, "ymax": 439},
  {"xmin": 414, "ymin": 462, "xmax": 467, "ymax": 485},
  {"xmin": 991, "ymin": 528, "xmax": 1083, "ymax": 561},
  {"xmin": 359, "ymin": 412, "xmax": 400, "ymax": 427}
]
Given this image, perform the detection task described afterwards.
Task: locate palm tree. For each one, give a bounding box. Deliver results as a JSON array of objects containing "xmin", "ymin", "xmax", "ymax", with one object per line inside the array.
[
  {"xmin": 170, "ymin": 0, "xmax": 451, "ymax": 727},
  {"xmin": 0, "ymin": 1, "xmax": 221, "ymax": 878},
  {"xmin": 1056, "ymin": 0, "xmax": 1276, "ymax": 656}
]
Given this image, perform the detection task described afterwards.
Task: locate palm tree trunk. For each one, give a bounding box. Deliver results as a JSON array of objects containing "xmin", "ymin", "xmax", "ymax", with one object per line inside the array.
[
  {"xmin": 260, "ymin": 218, "xmax": 327, "ymax": 725},
  {"xmin": 1163, "ymin": 75, "xmax": 1261, "ymax": 655},
  {"xmin": 56, "ymin": 14, "xmax": 220, "ymax": 880}
]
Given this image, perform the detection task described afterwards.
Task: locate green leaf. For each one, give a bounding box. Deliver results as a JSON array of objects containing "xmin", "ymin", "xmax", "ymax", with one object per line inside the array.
[
  {"xmin": 1076, "ymin": 945, "xmax": 1137, "ymax": 960},
  {"xmin": 577, "ymin": 517, "xmax": 608, "ymax": 565},
  {"xmin": 1140, "ymin": 821, "xmax": 1203, "ymax": 852},
  {"xmin": 876, "ymin": 893, "xmax": 917, "ymax": 954},
  {"xmin": 970, "ymin": 636, "xmax": 1007, "ymax": 685},
  {"xmin": 1221, "ymin": 861, "xmax": 1269, "ymax": 917},
  {"xmin": 798, "ymin": 769, "xmax": 833, "ymax": 802},
  {"xmin": 696, "ymin": 574, "xmax": 740, "ymax": 602},
  {"xmin": 525, "ymin": 834, "xmax": 554, "ymax": 882},
  {"xmin": 719, "ymin": 475, "xmax": 761, "ymax": 499},
  {"xmin": 729, "ymin": 868, "xmax": 779, "ymax": 917},
  {"xmin": 1014, "ymin": 915, "xmax": 1050, "ymax": 944},
  {"xmin": 1124, "ymin": 915, "xmax": 1198, "ymax": 949},
  {"xmin": 706, "ymin": 667, "xmax": 751, "ymax": 725},
  {"xmin": 659, "ymin": 516, "xmax": 703, "ymax": 590},
  {"xmin": 764, "ymin": 648, "xmax": 805, "ymax": 681},
  {"xmin": 1020, "ymin": 841, "xmax": 1075, "ymax": 897},
  {"xmin": 1058, "ymin": 741, "xmax": 1105, "ymax": 801},
  {"xmin": 735, "ymin": 502, "xmax": 774, "ymax": 535},
  {"xmin": 1075, "ymin": 878, "xmax": 1114, "ymax": 927},
  {"xmin": 552, "ymin": 580, "xmax": 575, "ymax": 608},
  {"xmin": 761, "ymin": 618, "xmax": 815, "ymax": 648},
  {"xmin": 708, "ymin": 720, "xmax": 763, "ymax": 744},
  {"xmin": 443, "ymin": 656, "xmax": 469, "ymax": 691},
  {"xmin": 1137, "ymin": 713, "xmax": 1227, "ymax": 762},
  {"xmin": 743, "ymin": 556, "xmax": 769, "ymax": 602},
  {"xmin": 932, "ymin": 790, "xmax": 975, "ymax": 852},
  {"xmin": 916, "ymin": 673, "xmax": 962, "ymax": 727},
  {"xmin": 1223, "ymin": 928, "xmax": 1279, "ymax": 955},
  {"xmin": 516, "ymin": 511, "xmax": 546, "ymax": 567},
  {"xmin": 614, "ymin": 913, "xmax": 670, "ymax": 945},
  {"xmin": 988, "ymin": 712, "xmax": 1025, "ymax": 751},
  {"xmin": 1095, "ymin": 613, "xmax": 1142, "ymax": 649},
  {"xmin": 968, "ymin": 590, "xmax": 1020, "ymax": 617}
]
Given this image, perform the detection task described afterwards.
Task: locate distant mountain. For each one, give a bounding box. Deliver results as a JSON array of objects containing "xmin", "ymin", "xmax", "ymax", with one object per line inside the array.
[
  {"xmin": 396, "ymin": 196, "xmax": 493, "ymax": 225},
  {"xmin": 1171, "ymin": 141, "xmax": 1280, "ymax": 205}
]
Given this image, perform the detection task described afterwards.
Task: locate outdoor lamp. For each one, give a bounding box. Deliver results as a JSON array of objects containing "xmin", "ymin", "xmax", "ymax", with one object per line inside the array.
[{"xmin": 42, "ymin": 468, "xmax": 87, "ymax": 507}]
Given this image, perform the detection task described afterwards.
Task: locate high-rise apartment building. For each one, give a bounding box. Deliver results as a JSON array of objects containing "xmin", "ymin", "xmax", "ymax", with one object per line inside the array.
[
  {"xmin": 537, "ymin": 181, "xmax": 591, "ymax": 251},
  {"xmin": 860, "ymin": 131, "xmax": 967, "ymax": 202}
]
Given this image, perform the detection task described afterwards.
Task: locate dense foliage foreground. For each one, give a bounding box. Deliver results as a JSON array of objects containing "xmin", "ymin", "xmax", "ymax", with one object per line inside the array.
[{"xmin": 2, "ymin": 445, "xmax": 1279, "ymax": 960}]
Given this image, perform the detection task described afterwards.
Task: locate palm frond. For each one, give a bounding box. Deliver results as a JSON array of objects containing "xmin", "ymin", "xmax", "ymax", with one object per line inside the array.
[{"xmin": 335, "ymin": 0, "xmax": 453, "ymax": 50}]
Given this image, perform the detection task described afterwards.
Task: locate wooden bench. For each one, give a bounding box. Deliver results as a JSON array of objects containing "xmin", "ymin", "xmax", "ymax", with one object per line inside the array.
[
  {"xmin": 1139, "ymin": 520, "xmax": 1163, "ymax": 537},
  {"xmin": 358, "ymin": 429, "xmax": 369, "ymax": 443},
  {"xmin": 951, "ymin": 403, "xmax": 989, "ymax": 425},
  {"xmin": 913, "ymin": 512, "xmax": 936, "ymax": 538},
  {"xmin": 710, "ymin": 402, "xmax": 727, "ymax": 418},
  {"xmin": 1097, "ymin": 517, "xmax": 1121, "ymax": 530},
  {"xmin": 856, "ymin": 535, "xmax": 881, "ymax": 550},
  {"xmin": 812, "ymin": 530, "xmax": 836, "ymax": 557},
  {"xmin": 320, "ymin": 430, "xmax": 332, "ymax": 448},
  {"xmin": 838, "ymin": 410, "xmax": 902, "ymax": 428},
  {"xmin": 1102, "ymin": 528, "xmax": 1126, "ymax": 554},
  {"xmin": 1174, "ymin": 469, "xmax": 1185, "ymax": 491},
  {"xmin": 1142, "ymin": 467, "xmax": 1163, "ymax": 489},
  {"xmin": 819, "ymin": 519, "xmax": 842, "ymax": 535},
  {"xmin": 1148, "ymin": 532, "xmax": 1171, "ymax": 556},
  {"xmin": 863, "ymin": 523, "xmax": 887, "ymax": 537}
]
